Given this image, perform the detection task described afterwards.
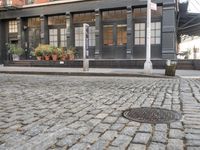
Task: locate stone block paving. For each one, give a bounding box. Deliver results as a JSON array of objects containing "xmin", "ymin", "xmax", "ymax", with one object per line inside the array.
[{"xmin": 0, "ymin": 74, "xmax": 200, "ymax": 150}]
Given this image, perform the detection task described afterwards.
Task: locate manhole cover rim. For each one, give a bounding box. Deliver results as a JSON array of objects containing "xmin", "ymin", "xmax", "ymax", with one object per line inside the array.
[{"xmin": 122, "ymin": 107, "xmax": 182, "ymax": 124}]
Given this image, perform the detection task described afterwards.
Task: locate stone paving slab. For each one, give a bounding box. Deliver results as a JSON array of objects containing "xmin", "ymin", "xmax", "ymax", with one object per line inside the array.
[{"xmin": 0, "ymin": 74, "xmax": 200, "ymax": 150}]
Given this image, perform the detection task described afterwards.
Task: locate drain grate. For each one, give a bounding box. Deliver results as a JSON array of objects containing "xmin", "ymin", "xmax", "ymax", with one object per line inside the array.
[{"xmin": 123, "ymin": 107, "xmax": 182, "ymax": 124}]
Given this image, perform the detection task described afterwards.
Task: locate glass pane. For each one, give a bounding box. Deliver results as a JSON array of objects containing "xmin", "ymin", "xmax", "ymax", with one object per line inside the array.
[
  {"xmin": 156, "ymin": 30, "xmax": 160, "ymax": 37},
  {"xmin": 151, "ymin": 38, "xmax": 155, "ymax": 44},
  {"xmin": 73, "ymin": 12, "xmax": 95, "ymax": 23},
  {"xmin": 140, "ymin": 23, "xmax": 145, "ymax": 30},
  {"xmin": 135, "ymin": 31, "xmax": 139, "ymax": 37},
  {"xmin": 133, "ymin": 7, "xmax": 147, "ymax": 17},
  {"xmin": 49, "ymin": 29, "xmax": 58, "ymax": 47},
  {"xmin": 135, "ymin": 38, "xmax": 140, "ymax": 45},
  {"xmin": 103, "ymin": 9, "xmax": 126, "ymax": 21},
  {"xmin": 75, "ymin": 27, "xmax": 83, "ymax": 47},
  {"xmin": 140, "ymin": 38, "xmax": 145, "ymax": 45},
  {"xmin": 103, "ymin": 25, "xmax": 113, "ymax": 45},
  {"xmin": 28, "ymin": 17, "xmax": 40, "ymax": 28},
  {"xmin": 117, "ymin": 24, "xmax": 127, "ymax": 45},
  {"xmin": 9, "ymin": 20, "xmax": 18, "ymax": 33},
  {"xmin": 151, "ymin": 23, "xmax": 156, "ymax": 29},
  {"xmin": 135, "ymin": 24, "xmax": 140, "ymax": 30},
  {"xmin": 156, "ymin": 22, "xmax": 161, "ymax": 29},
  {"xmin": 140, "ymin": 31, "xmax": 145, "ymax": 37},
  {"xmin": 48, "ymin": 15, "xmax": 66, "ymax": 25},
  {"xmin": 156, "ymin": 38, "xmax": 160, "ymax": 44},
  {"xmin": 151, "ymin": 30, "xmax": 155, "ymax": 37}
]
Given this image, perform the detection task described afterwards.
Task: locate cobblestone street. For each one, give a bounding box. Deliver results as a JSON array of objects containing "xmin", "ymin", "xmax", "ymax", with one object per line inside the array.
[{"xmin": 0, "ymin": 74, "xmax": 200, "ymax": 150}]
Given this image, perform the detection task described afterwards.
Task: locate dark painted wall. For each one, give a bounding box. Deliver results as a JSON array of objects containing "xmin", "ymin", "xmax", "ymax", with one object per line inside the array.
[
  {"xmin": 0, "ymin": 0, "xmax": 163, "ymax": 19},
  {"xmin": 0, "ymin": 0, "xmax": 178, "ymax": 61},
  {"xmin": 0, "ymin": 20, "xmax": 6, "ymax": 63}
]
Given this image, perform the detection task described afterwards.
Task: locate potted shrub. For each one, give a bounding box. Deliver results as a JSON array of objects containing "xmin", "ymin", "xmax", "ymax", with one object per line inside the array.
[
  {"xmin": 42, "ymin": 45, "xmax": 52, "ymax": 61},
  {"xmin": 51, "ymin": 47, "xmax": 62, "ymax": 61},
  {"xmin": 57, "ymin": 47, "xmax": 63, "ymax": 60},
  {"xmin": 6, "ymin": 43, "xmax": 24, "ymax": 61},
  {"xmin": 61, "ymin": 48, "xmax": 67, "ymax": 61},
  {"xmin": 51, "ymin": 46, "xmax": 58, "ymax": 61},
  {"xmin": 35, "ymin": 44, "xmax": 43, "ymax": 60},
  {"xmin": 66, "ymin": 47, "xmax": 76, "ymax": 60}
]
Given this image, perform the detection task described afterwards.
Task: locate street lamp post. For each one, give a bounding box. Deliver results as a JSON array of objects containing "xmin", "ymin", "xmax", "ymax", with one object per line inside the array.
[{"xmin": 144, "ymin": 0, "xmax": 153, "ymax": 74}]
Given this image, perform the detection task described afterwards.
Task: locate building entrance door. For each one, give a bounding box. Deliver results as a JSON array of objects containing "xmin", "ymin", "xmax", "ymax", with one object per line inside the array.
[{"xmin": 103, "ymin": 24, "xmax": 127, "ymax": 59}]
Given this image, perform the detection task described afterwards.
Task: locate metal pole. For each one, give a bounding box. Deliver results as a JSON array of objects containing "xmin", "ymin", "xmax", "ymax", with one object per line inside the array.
[
  {"xmin": 83, "ymin": 23, "xmax": 89, "ymax": 71},
  {"xmin": 144, "ymin": 0, "xmax": 153, "ymax": 74}
]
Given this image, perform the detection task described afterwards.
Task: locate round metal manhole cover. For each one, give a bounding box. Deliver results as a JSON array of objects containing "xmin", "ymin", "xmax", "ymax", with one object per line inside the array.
[{"xmin": 123, "ymin": 107, "xmax": 182, "ymax": 124}]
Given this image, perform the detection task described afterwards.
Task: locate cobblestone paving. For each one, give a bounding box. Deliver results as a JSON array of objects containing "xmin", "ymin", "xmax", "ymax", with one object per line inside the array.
[{"xmin": 0, "ymin": 74, "xmax": 200, "ymax": 150}]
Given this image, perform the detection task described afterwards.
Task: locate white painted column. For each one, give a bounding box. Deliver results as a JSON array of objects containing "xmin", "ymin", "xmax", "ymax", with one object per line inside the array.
[
  {"xmin": 144, "ymin": 0, "xmax": 153, "ymax": 74},
  {"xmin": 83, "ymin": 23, "xmax": 89, "ymax": 71}
]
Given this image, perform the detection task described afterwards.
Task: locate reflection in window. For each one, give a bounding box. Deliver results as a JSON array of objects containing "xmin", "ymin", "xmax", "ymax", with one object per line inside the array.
[
  {"xmin": 48, "ymin": 15, "xmax": 66, "ymax": 26},
  {"xmin": 49, "ymin": 29, "xmax": 58, "ymax": 47},
  {"xmin": 75, "ymin": 26, "xmax": 95, "ymax": 47},
  {"xmin": 75, "ymin": 27, "xmax": 83, "ymax": 47},
  {"xmin": 60, "ymin": 28, "xmax": 67, "ymax": 47},
  {"xmin": 134, "ymin": 23, "xmax": 145, "ymax": 45},
  {"xmin": 28, "ymin": 17, "xmax": 40, "ymax": 28},
  {"xmin": 151, "ymin": 22, "xmax": 161, "ymax": 44},
  {"xmin": 73, "ymin": 12, "xmax": 95, "ymax": 23},
  {"xmin": 9, "ymin": 20, "xmax": 18, "ymax": 33},
  {"xmin": 102, "ymin": 10, "xmax": 126, "ymax": 21},
  {"xmin": 89, "ymin": 27, "xmax": 95, "ymax": 46},
  {"xmin": 133, "ymin": 6, "xmax": 162, "ymax": 18},
  {"xmin": 133, "ymin": 8, "xmax": 147, "ymax": 17},
  {"xmin": 117, "ymin": 25, "xmax": 127, "ymax": 46},
  {"xmin": 103, "ymin": 25, "xmax": 113, "ymax": 46}
]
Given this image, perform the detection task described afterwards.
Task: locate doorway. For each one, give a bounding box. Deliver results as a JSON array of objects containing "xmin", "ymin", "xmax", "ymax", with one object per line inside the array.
[{"xmin": 102, "ymin": 23, "xmax": 127, "ymax": 59}]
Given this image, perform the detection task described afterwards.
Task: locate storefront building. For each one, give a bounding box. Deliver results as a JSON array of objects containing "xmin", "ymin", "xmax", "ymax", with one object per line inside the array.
[{"xmin": 0, "ymin": 0, "xmax": 178, "ymax": 64}]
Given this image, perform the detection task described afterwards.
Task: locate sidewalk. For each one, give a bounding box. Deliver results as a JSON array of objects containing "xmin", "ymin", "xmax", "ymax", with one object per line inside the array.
[{"xmin": 0, "ymin": 66, "xmax": 199, "ymax": 78}]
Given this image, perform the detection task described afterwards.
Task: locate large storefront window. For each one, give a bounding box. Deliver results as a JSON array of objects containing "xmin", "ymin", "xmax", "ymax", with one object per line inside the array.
[
  {"xmin": 133, "ymin": 6, "xmax": 162, "ymax": 46},
  {"xmin": 48, "ymin": 15, "xmax": 67, "ymax": 48},
  {"xmin": 73, "ymin": 12, "xmax": 95, "ymax": 47},
  {"xmin": 9, "ymin": 20, "xmax": 17, "ymax": 33},
  {"xmin": 133, "ymin": 6, "xmax": 162, "ymax": 18},
  {"xmin": 49, "ymin": 29, "xmax": 58, "ymax": 47},
  {"xmin": 75, "ymin": 26, "xmax": 95, "ymax": 47},
  {"xmin": 151, "ymin": 22, "xmax": 161, "ymax": 44},
  {"xmin": 102, "ymin": 10, "xmax": 126, "ymax": 21},
  {"xmin": 28, "ymin": 17, "xmax": 40, "ymax": 27},
  {"xmin": 103, "ymin": 25, "xmax": 113, "ymax": 46},
  {"xmin": 75, "ymin": 27, "xmax": 83, "ymax": 47},
  {"xmin": 134, "ymin": 23, "xmax": 145, "ymax": 45},
  {"xmin": 117, "ymin": 25, "xmax": 127, "ymax": 46},
  {"xmin": 73, "ymin": 12, "xmax": 95, "ymax": 23},
  {"xmin": 48, "ymin": 15, "xmax": 66, "ymax": 25},
  {"xmin": 60, "ymin": 28, "xmax": 67, "ymax": 47}
]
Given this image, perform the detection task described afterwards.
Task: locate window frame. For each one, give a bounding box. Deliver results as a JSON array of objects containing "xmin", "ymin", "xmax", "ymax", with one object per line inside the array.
[{"xmin": 8, "ymin": 20, "xmax": 18, "ymax": 33}]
